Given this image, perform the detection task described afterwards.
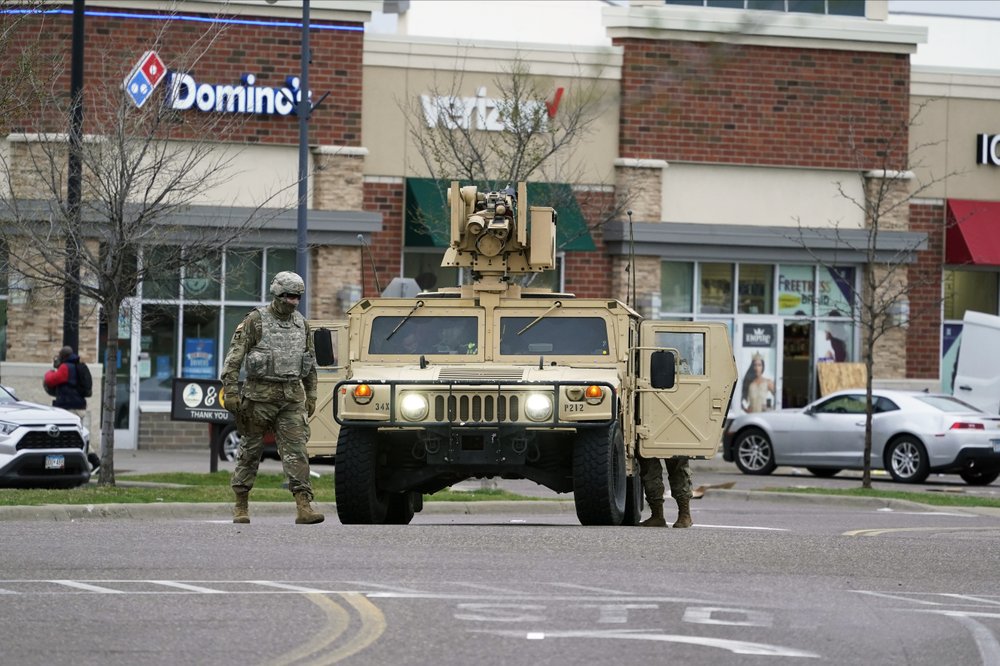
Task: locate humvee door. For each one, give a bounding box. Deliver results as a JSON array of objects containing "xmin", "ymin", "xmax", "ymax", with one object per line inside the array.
[
  {"xmin": 308, "ymin": 321, "xmax": 349, "ymax": 459},
  {"xmin": 637, "ymin": 321, "xmax": 737, "ymax": 459}
]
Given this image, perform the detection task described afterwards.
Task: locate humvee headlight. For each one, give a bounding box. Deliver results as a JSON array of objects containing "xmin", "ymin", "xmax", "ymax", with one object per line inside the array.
[
  {"xmin": 352, "ymin": 384, "xmax": 373, "ymax": 405},
  {"xmin": 585, "ymin": 385, "xmax": 605, "ymax": 405},
  {"xmin": 400, "ymin": 393, "xmax": 429, "ymax": 421},
  {"xmin": 524, "ymin": 393, "xmax": 553, "ymax": 422}
]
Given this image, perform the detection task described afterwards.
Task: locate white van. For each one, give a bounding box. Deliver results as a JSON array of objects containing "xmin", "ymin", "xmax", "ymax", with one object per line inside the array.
[{"xmin": 952, "ymin": 311, "xmax": 1000, "ymax": 415}]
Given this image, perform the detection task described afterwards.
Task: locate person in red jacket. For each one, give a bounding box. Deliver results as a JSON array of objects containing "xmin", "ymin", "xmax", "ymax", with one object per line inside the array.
[{"xmin": 44, "ymin": 346, "xmax": 99, "ymax": 471}]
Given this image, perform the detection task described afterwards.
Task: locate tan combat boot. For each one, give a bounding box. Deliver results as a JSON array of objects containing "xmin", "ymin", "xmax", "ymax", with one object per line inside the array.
[
  {"xmin": 640, "ymin": 502, "xmax": 667, "ymax": 527},
  {"xmin": 673, "ymin": 497, "xmax": 693, "ymax": 528},
  {"xmin": 294, "ymin": 493, "xmax": 325, "ymax": 524},
  {"xmin": 233, "ymin": 488, "xmax": 250, "ymax": 524}
]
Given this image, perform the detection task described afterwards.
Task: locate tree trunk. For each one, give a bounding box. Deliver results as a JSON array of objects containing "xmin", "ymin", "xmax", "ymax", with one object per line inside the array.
[{"xmin": 97, "ymin": 299, "xmax": 119, "ymax": 486}]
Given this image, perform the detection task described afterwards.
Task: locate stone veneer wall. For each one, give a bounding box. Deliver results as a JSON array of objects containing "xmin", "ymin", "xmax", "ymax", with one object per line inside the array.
[{"xmin": 137, "ymin": 411, "xmax": 210, "ymax": 451}]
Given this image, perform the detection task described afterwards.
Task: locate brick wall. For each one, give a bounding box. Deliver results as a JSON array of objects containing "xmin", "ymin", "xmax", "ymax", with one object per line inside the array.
[
  {"xmin": 907, "ymin": 202, "xmax": 945, "ymax": 379},
  {"xmin": 3, "ymin": 11, "xmax": 363, "ymax": 147},
  {"xmin": 564, "ymin": 188, "xmax": 616, "ymax": 298},
  {"xmin": 362, "ymin": 180, "xmax": 404, "ymax": 297},
  {"xmin": 311, "ymin": 245, "xmax": 361, "ymax": 319},
  {"xmin": 138, "ymin": 411, "xmax": 210, "ymax": 450},
  {"xmin": 615, "ymin": 39, "xmax": 910, "ymax": 170}
]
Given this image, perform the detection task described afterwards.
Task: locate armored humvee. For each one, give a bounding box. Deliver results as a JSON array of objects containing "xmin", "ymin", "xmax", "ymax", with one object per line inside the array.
[{"xmin": 323, "ymin": 182, "xmax": 737, "ymax": 525}]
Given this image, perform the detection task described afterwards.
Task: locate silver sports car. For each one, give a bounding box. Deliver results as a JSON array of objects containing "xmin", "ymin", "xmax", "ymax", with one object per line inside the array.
[{"xmin": 722, "ymin": 389, "xmax": 1000, "ymax": 485}]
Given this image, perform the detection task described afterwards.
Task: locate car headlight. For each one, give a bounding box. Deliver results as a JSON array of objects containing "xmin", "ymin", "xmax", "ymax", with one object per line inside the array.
[
  {"xmin": 0, "ymin": 420, "xmax": 18, "ymax": 435},
  {"xmin": 524, "ymin": 393, "xmax": 553, "ymax": 422},
  {"xmin": 399, "ymin": 393, "xmax": 429, "ymax": 421}
]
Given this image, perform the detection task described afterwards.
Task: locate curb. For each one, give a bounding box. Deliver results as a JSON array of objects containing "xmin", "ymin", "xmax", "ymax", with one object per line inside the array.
[{"xmin": 1, "ymin": 490, "xmax": 992, "ymax": 521}]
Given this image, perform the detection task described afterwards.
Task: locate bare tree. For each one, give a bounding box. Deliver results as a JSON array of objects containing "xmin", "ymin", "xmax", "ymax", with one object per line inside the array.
[
  {"xmin": 400, "ymin": 54, "xmax": 632, "ymax": 261},
  {"xmin": 793, "ymin": 101, "xmax": 960, "ymax": 488},
  {"xmin": 0, "ymin": 14, "xmax": 293, "ymax": 485}
]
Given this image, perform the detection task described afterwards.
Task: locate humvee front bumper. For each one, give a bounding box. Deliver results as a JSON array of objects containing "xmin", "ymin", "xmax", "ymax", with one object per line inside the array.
[{"xmin": 333, "ymin": 379, "xmax": 617, "ymax": 429}]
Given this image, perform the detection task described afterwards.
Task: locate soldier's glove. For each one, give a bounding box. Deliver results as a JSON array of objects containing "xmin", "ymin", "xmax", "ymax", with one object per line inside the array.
[
  {"xmin": 223, "ymin": 387, "xmax": 241, "ymax": 414},
  {"xmin": 306, "ymin": 395, "xmax": 317, "ymax": 418}
]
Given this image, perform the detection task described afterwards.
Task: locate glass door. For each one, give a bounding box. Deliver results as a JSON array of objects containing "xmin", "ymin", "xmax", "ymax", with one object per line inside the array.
[{"xmin": 111, "ymin": 298, "xmax": 141, "ymax": 449}]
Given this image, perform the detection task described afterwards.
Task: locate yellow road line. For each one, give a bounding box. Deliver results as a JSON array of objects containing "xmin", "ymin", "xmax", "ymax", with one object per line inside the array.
[{"xmin": 264, "ymin": 593, "xmax": 349, "ymax": 666}]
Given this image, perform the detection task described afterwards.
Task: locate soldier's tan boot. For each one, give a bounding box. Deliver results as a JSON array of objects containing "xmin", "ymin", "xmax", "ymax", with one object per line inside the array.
[
  {"xmin": 640, "ymin": 502, "xmax": 667, "ymax": 527},
  {"xmin": 233, "ymin": 489, "xmax": 250, "ymax": 524},
  {"xmin": 294, "ymin": 493, "xmax": 325, "ymax": 524},
  {"xmin": 673, "ymin": 497, "xmax": 693, "ymax": 528}
]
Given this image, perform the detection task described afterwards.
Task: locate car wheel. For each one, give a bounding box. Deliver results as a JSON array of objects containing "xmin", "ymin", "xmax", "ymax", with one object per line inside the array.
[
  {"xmin": 959, "ymin": 468, "xmax": 1000, "ymax": 486},
  {"xmin": 219, "ymin": 426, "xmax": 242, "ymax": 462},
  {"xmin": 734, "ymin": 428, "xmax": 776, "ymax": 475},
  {"xmin": 572, "ymin": 423, "xmax": 627, "ymax": 526},
  {"xmin": 334, "ymin": 426, "xmax": 388, "ymax": 524},
  {"xmin": 885, "ymin": 436, "xmax": 930, "ymax": 483},
  {"xmin": 807, "ymin": 467, "xmax": 841, "ymax": 478}
]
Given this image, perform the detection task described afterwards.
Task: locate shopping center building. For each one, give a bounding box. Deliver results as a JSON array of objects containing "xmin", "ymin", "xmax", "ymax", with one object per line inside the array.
[{"xmin": 1, "ymin": 0, "xmax": 998, "ymax": 449}]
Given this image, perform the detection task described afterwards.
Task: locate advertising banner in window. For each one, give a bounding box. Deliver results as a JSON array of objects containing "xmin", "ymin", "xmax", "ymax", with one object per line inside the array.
[
  {"xmin": 182, "ymin": 338, "xmax": 216, "ymax": 379},
  {"xmin": 737, "ymin": 322, "xmax": 778, "ymax": 414},
  {"xmin": 942, "ymin": 323, "xmax": 963, "ymax": 394},
  {"xmin": 777, "ymin": 265, "xmax": 814, "ymax": 316},
  {"xmin": 818, "ymin": 266, "xmax": 854, "ymax": 317}
]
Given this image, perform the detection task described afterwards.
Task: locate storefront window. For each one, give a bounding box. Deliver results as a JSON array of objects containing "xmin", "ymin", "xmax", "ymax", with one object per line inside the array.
[
  {"xmin": 139, "ymin": 304, "xmax": 177, "ymax": 401},
  {"xmin": 778, "ymin": 264, "xmax": 814, "ymax": 316},
  {"xmin": 699, "ymin": 263, "xmax": 733, "ymax": 314},
  {"xmin": 183, "ymin": 252, "xmax": 221, "ymax": 302},
  {"xmin": 738, "ymin": 264, "xmax": 773, "ymax": 314},
  {"xmin": 944, "ymin": 269, "xmax": 999, "ymax": 320},
  {"xmin": 266, "ymin": 249, "xmax": 296, "ymax": 285},
  {"xmin": 403, "ymin": 251, "xmax": 458, "ymax": 292},
  {"xmin": 225, "ymin": 250, "xmax": 263, "ymax": 301},
  {"xmin": 182, "ymin": 305, "xmax": 220, "ymax": 380},
  {"xmin": 818, "ymin": 266, "xmax": 854, "ymax": 317},
  {"xmin": 144, "ymin": 246, "xmax": 181, "ymax": 300},
  {"xmin": 661, "ymin": 261, "xmax": 694, "ymax": 313}
]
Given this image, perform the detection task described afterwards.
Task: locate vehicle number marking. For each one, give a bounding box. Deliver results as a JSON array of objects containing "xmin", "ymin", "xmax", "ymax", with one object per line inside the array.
[
  {"xmin": 992, "ymin": 439, "xmax": 1000, "ymax": 453},
  {"xmin": 564, "ymin": 404, "xmax": 584, "ymax": 412},
  {"xmin": 45, "ymin": 455, "xmax": 65, "ymax": 470},
  {"xmin": 374, "ymin": 402, "xmax": 390, "ymax": 411}
]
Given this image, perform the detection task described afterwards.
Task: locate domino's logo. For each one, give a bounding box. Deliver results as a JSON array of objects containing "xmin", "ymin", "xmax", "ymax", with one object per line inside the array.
[{"xmin": 123, "ymin": 51, "xmax": 166, "ymax": 108}]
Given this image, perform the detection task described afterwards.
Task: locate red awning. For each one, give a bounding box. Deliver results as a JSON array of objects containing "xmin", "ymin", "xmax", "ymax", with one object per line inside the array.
[{"xmin": 946, "ymin": 199, "xmax": 1000, "ymax": 266}]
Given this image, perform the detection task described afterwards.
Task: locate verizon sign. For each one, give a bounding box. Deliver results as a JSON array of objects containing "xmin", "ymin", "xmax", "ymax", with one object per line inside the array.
[
  {"xmin": 421, "ymin": 86, "xmax": 563, "ymax": 132},
  {"xmin": 977, "ymin": 133, "xmax": 1000, "ymax": 166}
]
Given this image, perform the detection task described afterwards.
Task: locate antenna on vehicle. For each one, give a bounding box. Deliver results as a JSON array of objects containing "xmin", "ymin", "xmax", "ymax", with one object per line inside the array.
[
  {"xmin": 626, "ymin": 209, "xmax": 636, "ymax": 308},
  {"xmin": 357, "ymin": 233, "xmax": 382, "ymax": 294}
]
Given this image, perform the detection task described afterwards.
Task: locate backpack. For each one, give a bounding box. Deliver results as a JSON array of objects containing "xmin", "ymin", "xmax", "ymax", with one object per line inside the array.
[{"xmin": 76, "ymin": 362, "xmax": 93, "ymax": 398}]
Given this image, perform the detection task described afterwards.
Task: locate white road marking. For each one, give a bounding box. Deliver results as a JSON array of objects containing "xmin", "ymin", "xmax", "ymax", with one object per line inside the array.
[
  {"xmin": 50, "ymin": 580, "xmax": 124, "ymax": 594},
  {"xmin": 579, "ymin": 603, "xmax": 659, "ymax": 623},
  {"xmin": 940, "ymin": 594, "xmax": 1000, "ymax": 607},
  {"xmin": 149, "ymin": 580, "xmax": 225, "ymax": 594},
  {"xmin": 683, "ymin": 606, "xmax": 773, "ymax": 627},
  {"xmin": 696, "ymin": 524, "xmax": 788, "ymax": 531},
  {"xmin": 250, "ymin": 581, "xmax": 332, "ymax": 594},
  {"xmin": 473, "ymin": 628, "xmax": 820, "ymax": 658},
  {"xmin": 550, "ymin": 582, "xmax": 630, "ymax": 595},
  {"xmin": 852, "ymin": 591, "xmax": 945, "ymax": 606},
  {"xmin": 453, "ymin": 582, "xmax": 524, "ymax": 594},
  {"xmin": 907, "ymin": 610, "xmax": 1000, "ymax": 664},
  {"xmin": 343, "ymin": 581, "xmax": 424, "ymax": 594}
]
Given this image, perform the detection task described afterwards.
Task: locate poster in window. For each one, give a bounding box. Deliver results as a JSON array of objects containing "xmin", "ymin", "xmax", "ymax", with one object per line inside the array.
[
  {"xmin": 941, "ymin": 324, "xmax": 962, "ymax": 394},
  {"xmin": 818, "ymin": 266, "xmax": 854, "ymax": 316},
  {"xmin": 778, "ymin": 265, "xmax": 814, "ymax": 316},
  {"xmin": 183, "ymin": 337, "xmax": 216, "ymax": 380},
  {"xmin": 739, "ymin": 324, "xmax": 776, "ymax": 413}
]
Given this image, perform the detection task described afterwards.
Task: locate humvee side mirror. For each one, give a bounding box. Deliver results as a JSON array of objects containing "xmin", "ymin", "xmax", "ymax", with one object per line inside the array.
[
  {"xmin": 650, "ymin": 350, "xmax": 676, "ymax": 389},
  {"xmin": 314, "ymin": 328, "xmax": 336, "ymax": 367}
]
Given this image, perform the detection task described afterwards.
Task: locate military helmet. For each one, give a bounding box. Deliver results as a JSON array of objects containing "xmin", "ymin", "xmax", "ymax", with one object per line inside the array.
[{"xmin": 269, "ymin": 271, "xmax": 305, "ymax": 297}]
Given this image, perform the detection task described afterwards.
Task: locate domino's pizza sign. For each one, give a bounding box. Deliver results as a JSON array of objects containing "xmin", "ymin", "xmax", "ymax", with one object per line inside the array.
[{"xmin": 123, "ymin": 50, "xmax": 167, "ymax": 108}]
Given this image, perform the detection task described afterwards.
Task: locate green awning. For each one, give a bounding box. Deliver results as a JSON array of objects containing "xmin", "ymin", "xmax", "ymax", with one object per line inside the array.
[{"xmin": 405, "ymin": 178, "xmax": 596, "ymax": 251}]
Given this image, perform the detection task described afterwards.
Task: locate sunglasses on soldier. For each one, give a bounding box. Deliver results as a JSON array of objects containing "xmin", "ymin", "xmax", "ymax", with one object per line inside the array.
[{"xmin": 279, "ymin": 292, "xmax": 302, "ymax": 300}]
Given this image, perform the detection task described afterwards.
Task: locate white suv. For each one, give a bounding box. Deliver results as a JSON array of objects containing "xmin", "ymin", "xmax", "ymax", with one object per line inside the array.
[{"xmin": 0, "ymin": 385, "xmax": 92, "ymax": 488}]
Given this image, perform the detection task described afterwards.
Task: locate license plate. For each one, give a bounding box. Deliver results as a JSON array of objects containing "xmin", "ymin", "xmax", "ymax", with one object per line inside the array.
[
  {"xmin": 44, "ymin": 455, "xmax": 65, "ymax": 470},
  {"xmin": 993, "ymin": 440, "xmax": 1000, "ymax": 454}
]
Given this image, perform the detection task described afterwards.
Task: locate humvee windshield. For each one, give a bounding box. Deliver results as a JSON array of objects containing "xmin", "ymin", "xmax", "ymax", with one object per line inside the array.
[
  {"xmin": 499, "ymin": 317, "xmax": 610, "ymax": 356},
  {"xmin": 369, "ymin": 316, "xmax": 479, "ymax": 355}
]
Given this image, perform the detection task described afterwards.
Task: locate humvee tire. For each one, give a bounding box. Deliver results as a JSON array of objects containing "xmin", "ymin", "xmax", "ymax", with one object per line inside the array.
[
  {"xmin": 573, "ymin": 423, "xmax": 627, "ymax": 526},
  {"xmin": 334, "ymin": 426, "xmax": 388, "ymax": 524}
]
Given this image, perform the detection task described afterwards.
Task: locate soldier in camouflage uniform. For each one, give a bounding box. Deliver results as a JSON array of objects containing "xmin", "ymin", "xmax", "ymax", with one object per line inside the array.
[
  {"xmin": 222, "ymin": 271, "xmax": 324, "ymax": 525},
  {"xmin": 638, "ymin": 455, "xmax": 693, "ymax": 528}
]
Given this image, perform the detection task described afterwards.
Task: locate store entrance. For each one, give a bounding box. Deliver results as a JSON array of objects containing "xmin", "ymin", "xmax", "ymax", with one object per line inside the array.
[{"xmin": 782, "ymin": 321, "xmax": 813, "ymax": 408}]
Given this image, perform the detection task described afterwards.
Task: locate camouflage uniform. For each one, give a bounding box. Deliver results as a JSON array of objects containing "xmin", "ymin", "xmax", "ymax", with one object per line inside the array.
[
  {"xmin": 222, "ymin": 272, "xmax": 322, "ymax": 524},
  {"xmin": 638, "ymin": 455, "xmax": 693, "ymax": 527}
]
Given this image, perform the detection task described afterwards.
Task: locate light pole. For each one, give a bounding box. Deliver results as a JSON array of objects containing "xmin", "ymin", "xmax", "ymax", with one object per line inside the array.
[
  {"xmin": 64, "ymin": 0, "xmax": 85, "ymax": 350},
  {"xmin": 295, "ymin": 0, "xmax": 311, "ymax": 315}
]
